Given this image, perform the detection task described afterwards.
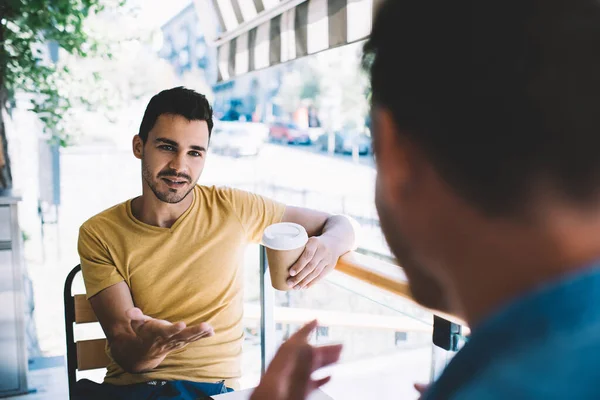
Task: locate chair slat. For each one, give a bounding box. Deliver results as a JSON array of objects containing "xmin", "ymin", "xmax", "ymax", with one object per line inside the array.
[
  {"xmin": 74, "ymin": 294, "xmax": 98, "ymax": 323},
  {"xmin": 76, "ymin": 338, "xmax": 111, "ymax": 371}
]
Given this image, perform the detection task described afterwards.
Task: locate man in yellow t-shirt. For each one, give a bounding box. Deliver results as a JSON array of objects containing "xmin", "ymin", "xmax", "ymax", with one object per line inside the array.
[{"xmin": 75, "ymin": 87, "xmax": 355, "ymax": 399}]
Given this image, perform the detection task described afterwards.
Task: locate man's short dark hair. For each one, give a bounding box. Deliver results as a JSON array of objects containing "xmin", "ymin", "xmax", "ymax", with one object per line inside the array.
[
  {"xmin": 138, "ymin": 87, "xmax": 214, "ymax": 143},
  {"xmin": 363, "ymin": 0, "xmax": 600, "ymax": 215}
]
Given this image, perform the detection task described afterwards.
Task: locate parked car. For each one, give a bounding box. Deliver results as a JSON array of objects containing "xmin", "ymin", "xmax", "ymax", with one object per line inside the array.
[
  {"xmin": 268, "ymin": 122, "xmax": 311, "ymax": 145},
  {"xmin": 307, "ymin": 127, "xmax": 324, "ymax": 143},
  {"xmin": 210, "ymin": 121, "xmax": 266, "ymax": 157},
  {"xmin": 316, "ymin": 130, "xmax": 371, "ymax": 155}
]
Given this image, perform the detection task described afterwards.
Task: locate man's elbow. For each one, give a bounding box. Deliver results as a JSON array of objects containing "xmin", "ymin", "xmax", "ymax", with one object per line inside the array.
[{"xmin": 331, "ymin": 214, "xmax": 360, "ymax": 250}]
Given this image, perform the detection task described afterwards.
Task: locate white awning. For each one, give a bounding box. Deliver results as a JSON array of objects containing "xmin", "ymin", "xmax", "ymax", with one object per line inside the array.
[{"xmin": 194, "ymin": 0, "xmax": 380, "ymax": 82}]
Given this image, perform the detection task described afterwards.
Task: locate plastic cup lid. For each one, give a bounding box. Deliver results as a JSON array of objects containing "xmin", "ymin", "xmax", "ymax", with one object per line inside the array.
[{"xmin": 262, "ymin": 222, "xmax": 309, "ymax": 251}]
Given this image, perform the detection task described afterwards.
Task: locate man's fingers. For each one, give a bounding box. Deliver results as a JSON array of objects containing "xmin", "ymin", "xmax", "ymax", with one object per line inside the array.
[
  {"xmin": 311, "ymin": 376, "xmax": 331, "ymax": 389},
  {"xmin": 162, "ymin": 321, "xmax": 187, "ymax": 338},
  {"xmin": 288, "ymin": 259, "xmax": 319, "ymax": 288},
  {"xmin": 305, "ymin": 262, "xmax": 335, "ymax": 289},
  {"xmin": 288, "ymin": 343, "xmax": 339, "ymax": 399},
  {"xmin": 183, "ymin": 322, "xmax": 213, "ymax": 338},
  {"xmin": 312, "ymin": 344, "xmax": 343, "ymax": 369},
  {"xmin": 166, "ymin": 325, "xmax": 197, "ymax": 341},
  {"xmin": 179, "ymin": 327, "xmax": 214, "ymax": 343},
  {"xmin": 165, "ymin": 325, "xmax": 214, "ymax": 352},
  {"xmin": 126, "ymin": 310, "xmax": 211, "ymax": 350},
  {"xmin": 288, "ymin": 246, "xmax": 324, "ymax": 287},
  {"xmin": 196, "ymin": 322, "xmax": 214, "ymax": 334},
  {"xmin": 289, "ymin": 344, "xmax": 318, "ymax": 399},
  {"xmin": 167, "ymin": 340, "xmax": 186, "ymax": 349},
  {"xmin": 185, "ymin": 331, "xmax": 213, "ymax": 342},
  {"xmin": 288, "ymin": 253, "xmax": 311, "ymax": 278},
  {"xmin": 296, "ymin": 260, "xmax": 327, "ymax": 289},
  {"xmin": 259, "ymin": 323, "xmax": 341, "ymax": 400},
  {"xmin": 170, "ymin": 323, "xmax": 214, "ymax": 341},
  {"xmin": 289, "ymin": 240, "xmax": 319, "ymax": 277},
  {"xmin": 414, "ymin": 383, "xmax": 430, "ymax": 395},
  {"xmin": 288, "ymin": 320, "xmax": 318, "ymax": 343}
]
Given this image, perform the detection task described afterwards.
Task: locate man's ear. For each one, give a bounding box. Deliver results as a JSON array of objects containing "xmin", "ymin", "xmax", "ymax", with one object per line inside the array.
[
  {"xmin": 132, "ymin": 135, "xmax": 143, "ymax": 160},
  {"xmin": 373, "ymin": 107, "xmax": 414, "ymax": 200}
]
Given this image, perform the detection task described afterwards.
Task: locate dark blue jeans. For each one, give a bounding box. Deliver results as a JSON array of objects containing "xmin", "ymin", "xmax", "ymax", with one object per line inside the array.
[{"xmin": 73, "ymin": 378, "xmax": 234, "ymax": 399}]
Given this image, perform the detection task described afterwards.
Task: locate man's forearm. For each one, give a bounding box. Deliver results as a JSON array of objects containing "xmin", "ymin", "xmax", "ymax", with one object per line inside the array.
[{"xmin": 318, "ymin": 215, "xmax": 357, "ymax": 258}]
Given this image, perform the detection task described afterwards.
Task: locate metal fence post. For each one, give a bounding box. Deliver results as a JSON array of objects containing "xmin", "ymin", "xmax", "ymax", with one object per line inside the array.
[{"xmin": 260, "ymin": 245, "xmax": 276, "ymax": 376}]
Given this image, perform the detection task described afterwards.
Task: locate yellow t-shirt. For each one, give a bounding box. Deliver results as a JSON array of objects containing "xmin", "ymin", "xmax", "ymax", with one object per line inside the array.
[{"xmin": 77, "ymin": 185, "xmax": 285, "ymax": 387}]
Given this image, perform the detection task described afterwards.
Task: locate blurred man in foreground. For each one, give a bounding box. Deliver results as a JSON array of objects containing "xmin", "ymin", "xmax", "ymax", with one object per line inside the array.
[{"xmin": 251, "ymin": 0, "xmax": 600, "ymax": 399}]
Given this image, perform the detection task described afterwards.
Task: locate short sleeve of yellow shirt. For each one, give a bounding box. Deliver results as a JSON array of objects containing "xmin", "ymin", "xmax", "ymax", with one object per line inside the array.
[{"xmin": 78, "ymin": 223, "xmax": 125, "ymax": 299}]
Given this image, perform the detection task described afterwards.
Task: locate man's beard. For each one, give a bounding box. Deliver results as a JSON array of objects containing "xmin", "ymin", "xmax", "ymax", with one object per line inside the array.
[
  {"xmin": 142, "ymin": 158, "xmax": 196, "ymax": 204},
  {"xmin": 375, "ymin": 186, "xmax": 449, "ymax": 312}
]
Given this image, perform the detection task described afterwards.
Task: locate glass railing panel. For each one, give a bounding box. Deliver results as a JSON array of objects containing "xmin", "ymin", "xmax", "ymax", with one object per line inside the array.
[{"xmin": 238, "ymin": 244, "xmax": 436, "ymax": 398}]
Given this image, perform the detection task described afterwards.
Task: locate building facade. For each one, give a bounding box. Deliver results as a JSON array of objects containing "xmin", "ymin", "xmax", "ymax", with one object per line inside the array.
[
  {"xmin": 159, "ymin": 4, "xmax": 218, "ymax": 87},
  {"xmin": 160, "ymin": 3, "xmax": 285, "ymax": 123}
]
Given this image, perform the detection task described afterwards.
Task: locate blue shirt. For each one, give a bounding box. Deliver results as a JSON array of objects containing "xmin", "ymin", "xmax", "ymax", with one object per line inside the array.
[{"xmin": 425, "ymin": 266, "xmax": 600, "ymax": 400}]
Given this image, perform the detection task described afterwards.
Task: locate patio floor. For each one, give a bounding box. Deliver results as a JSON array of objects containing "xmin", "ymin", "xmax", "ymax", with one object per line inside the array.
[{"xmin": 10, "ymin": 361, "xmax": 67, "ymax": 399}]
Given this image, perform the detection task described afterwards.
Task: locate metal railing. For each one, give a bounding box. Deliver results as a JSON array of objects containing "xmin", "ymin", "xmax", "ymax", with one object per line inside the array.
[{"xmin": 257, "ymin": 245, "xmax": 465, "ymax": 383}]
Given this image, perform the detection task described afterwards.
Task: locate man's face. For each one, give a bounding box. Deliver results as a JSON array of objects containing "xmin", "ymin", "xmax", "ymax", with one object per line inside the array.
[
  {"xmin": 372, "ymin": 108, "xmax": 449, "ymax": 311},
  {"xmin": 133, "ymin": 114, "xmax": 209, "ymax": 204}
]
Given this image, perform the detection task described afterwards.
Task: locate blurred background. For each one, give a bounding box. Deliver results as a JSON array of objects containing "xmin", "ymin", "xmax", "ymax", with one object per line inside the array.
[{"xmin": 0, "ymin": 0, "xmax": 454, "ymax": 398}]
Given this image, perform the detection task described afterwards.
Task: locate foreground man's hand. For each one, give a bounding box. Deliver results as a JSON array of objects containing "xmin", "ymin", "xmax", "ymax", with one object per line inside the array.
[
  {"xmin": 414, "ymin": 383, "xmax": 430, "ymax": 399},
  {"xmin": 250, "ymin": 320, "xmax": 343, "ymax": 400},
  {"xmin": 124, "ymin": 307, "xmax": 214, "ymax": 372}
]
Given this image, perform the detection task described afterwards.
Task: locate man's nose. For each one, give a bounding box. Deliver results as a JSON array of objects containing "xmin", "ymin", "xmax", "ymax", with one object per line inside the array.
[{"xmin": 168, "ymin": 152, "xmax": 187, "ymax": 173}]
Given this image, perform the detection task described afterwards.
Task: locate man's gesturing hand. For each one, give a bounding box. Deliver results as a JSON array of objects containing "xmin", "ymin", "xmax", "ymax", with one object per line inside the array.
[
  {"xmin": 125, "ymin": 307, "xmax": 214, "ymax": 372},
  {"xmin": 251, "ymin": 320, "xmax": 343, "ymax": 400}
]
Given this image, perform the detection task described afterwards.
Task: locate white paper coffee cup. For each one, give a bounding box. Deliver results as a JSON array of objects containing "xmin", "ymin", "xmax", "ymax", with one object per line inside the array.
[{"xmin": 262, "ymin": 222, "xmax": 309, "ymax": 291}]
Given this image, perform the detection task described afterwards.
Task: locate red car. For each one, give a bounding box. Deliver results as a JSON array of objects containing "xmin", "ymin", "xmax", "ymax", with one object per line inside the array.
[{"xmin": 268, "ymin": 122, "xmax": 311, "ymax": 145}]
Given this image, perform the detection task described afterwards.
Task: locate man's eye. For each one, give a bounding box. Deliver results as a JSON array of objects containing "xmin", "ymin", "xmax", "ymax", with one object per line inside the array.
[
  {"xmin": 160, "ymin": 145, "xmax": 175, "ymax": 151},
  {"xmin": 189, "ymin": 151, "xmax": 202, "ymax": 157}
]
